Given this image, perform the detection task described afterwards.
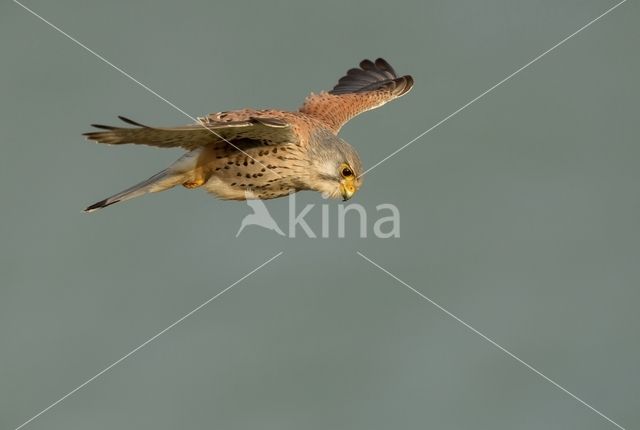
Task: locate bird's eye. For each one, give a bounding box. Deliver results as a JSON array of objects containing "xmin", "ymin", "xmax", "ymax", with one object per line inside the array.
[{"xmin": 341, "ymin": 166, "xmax": 354, "ymax": 178}]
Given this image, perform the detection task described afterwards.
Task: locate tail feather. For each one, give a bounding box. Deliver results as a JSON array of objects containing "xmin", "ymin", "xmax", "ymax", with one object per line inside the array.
[{"xmin": 84, "ymin": 169, "xmax": 183, "ymax": 213}]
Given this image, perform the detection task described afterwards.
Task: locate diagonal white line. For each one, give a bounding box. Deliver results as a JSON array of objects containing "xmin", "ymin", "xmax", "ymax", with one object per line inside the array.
[
  {"xmin": 12, "ymin": 0, "xmax": 282, "ymax": 177},
  {"xmin": 356, "ymin": 251, "xmax": 626, "ymax": 430},
  {"xmin": 12, "ymin": 251, "xmax": 284, "ymax": 430},
  {"xmin": 361, "ymin": 0, "xmax": 627, "ymax": 177}
]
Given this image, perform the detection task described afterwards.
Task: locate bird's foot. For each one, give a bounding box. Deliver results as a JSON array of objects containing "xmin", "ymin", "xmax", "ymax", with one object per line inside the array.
[{"xmin": 183, "ymin": 178, "xmax": 205, "ymax": 189}]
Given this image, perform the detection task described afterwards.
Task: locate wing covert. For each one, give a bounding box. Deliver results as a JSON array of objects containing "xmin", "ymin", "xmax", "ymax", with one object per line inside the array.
[
  {"xmin": 299, "ymin": 58, "xmax": 413, "ymax": 133},
  {"xmin": 83, "ymin": 112, "xmax": 296, "ymax": 151}
]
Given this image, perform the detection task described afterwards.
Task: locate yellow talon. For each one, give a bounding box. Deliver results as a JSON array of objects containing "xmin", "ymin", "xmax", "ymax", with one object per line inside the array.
[{"xmin": 183, "ymin": 178, "xmax": 205, "ymax": 189}]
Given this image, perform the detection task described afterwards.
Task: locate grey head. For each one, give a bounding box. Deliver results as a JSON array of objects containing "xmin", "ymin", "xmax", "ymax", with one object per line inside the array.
[{"xmin": 303, "ymin": 128, "xmax": 363, "ymax": 200}]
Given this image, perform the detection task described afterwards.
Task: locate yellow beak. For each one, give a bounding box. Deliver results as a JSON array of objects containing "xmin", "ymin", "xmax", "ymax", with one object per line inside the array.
[{"xmin": 340, "ymin": 182, "xmax": 356, "ymax": 201}]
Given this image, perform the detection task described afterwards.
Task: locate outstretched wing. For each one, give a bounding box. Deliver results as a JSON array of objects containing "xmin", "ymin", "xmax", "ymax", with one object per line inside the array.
[
  {"xmin": 299, "ymin": 58, "xmax": 414, "ymax": 134},
  {"xmin": 83, "ymin": 111, "xmax": 297, "ymax": 151}
]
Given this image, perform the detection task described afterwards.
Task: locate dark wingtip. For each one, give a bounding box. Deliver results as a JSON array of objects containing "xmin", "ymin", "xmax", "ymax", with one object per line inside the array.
[
  {"xmin": 118, "ymin": 115, "xmax": 148, "ymax": 127},
  {"xmin": 82, "ymin": 131, "xmax": 102, "ymax": 138},
  {"xmin": 89, "ymin": 124, "xmax": 116, "ymax": 130},
  {"xmin": 397, "ymin": 75, "xmax": 415, "ymax": 96},
  {"xmin": 330, "ymin": 57, "xmax": 408, "ymax": 95}
]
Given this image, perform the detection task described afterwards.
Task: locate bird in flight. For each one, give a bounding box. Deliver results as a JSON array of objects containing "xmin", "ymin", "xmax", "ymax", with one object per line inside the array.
[{"xmin": 83, "ymin": 58, "xmax": 413, "ymax": 212}]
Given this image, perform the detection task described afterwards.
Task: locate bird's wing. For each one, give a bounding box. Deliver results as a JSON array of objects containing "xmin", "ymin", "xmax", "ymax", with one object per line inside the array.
[
  {"xmin": 83, "ymin": 111, "xmax": 297, "ymax": 151},
  {"xmin": 298, "ymin": 58, "xmax": 414, "ymax": 134}
]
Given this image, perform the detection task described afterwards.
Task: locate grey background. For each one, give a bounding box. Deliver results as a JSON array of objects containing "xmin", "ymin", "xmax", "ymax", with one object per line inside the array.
[{"xmin": 1, "ymin": 0, "xmax": 638, "ymax": 429}]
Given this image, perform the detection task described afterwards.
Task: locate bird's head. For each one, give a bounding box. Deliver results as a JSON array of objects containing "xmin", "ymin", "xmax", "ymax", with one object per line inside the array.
[{"xmin": 306, "ymin": 132, "xmax": 363, "ymax": 201}]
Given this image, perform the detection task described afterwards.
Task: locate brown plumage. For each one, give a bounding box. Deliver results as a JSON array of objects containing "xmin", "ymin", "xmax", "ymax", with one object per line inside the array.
[{"xmin": 83, "ymin": 58, "xmax": 413, "ymax": 212}]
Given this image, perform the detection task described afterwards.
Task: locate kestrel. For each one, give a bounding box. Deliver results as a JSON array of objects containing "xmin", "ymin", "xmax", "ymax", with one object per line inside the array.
[{"xmin": 83, "ymin": 58, "xmax": 413, "ymax": 212}]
